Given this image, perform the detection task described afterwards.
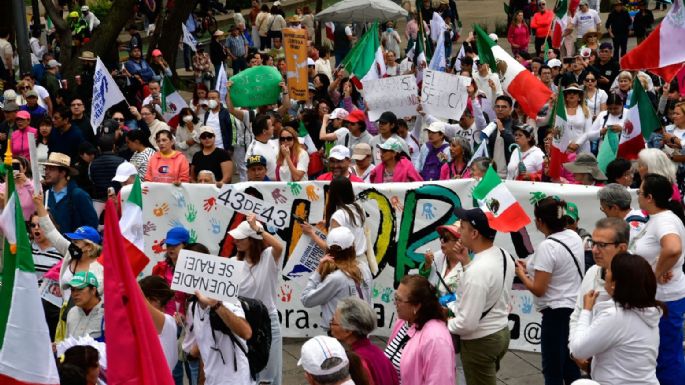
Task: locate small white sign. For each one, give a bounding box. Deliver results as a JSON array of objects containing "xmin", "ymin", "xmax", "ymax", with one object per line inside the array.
[
  {"xmin": 422, "ymin": 70, "xmax": 471, "ymax": 121},
  {"xmin": 171, "ymin": 250, "xmax": 246, "ymax": 302},
  {"xmin": 39, "ymin": 278, "xmax": 63, "ymax": 308},
  {"xmin": 216, "ymin": 185, "xmax": 291, "ymax": 229},
  {"xmin": 363, "ymin": 75, "xmax": 420, "ymax": 121}
]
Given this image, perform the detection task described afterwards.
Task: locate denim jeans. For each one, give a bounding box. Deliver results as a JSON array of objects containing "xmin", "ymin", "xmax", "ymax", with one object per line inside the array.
[
  {"xmin": 257, "ymin": 311, "xmax": 283, "ymax": 385},
  {"xmin": 172, "ymin": 359, "xmax": 200, "ymax": 385},
  {"xmin": 540, "ymin": 308, "xmax": 580, "ymax": 385},
  {"xmin": 656, "ymin": 296, "xmax": 685, "ymax": 385}
]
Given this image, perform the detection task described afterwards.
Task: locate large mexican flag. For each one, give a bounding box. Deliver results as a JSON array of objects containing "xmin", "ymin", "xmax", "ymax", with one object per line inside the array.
[{"xmin": 473, "ymin": 166, "xmax": 531, "ymax": 232}]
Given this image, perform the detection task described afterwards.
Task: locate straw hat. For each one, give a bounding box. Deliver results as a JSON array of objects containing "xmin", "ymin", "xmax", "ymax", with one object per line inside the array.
[{"xmin": 40, "ymin": 152, "xmax": 71, "ymax": 169}]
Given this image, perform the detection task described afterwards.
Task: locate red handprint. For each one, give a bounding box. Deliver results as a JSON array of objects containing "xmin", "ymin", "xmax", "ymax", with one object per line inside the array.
[
  {"xmin": 142, "ymin": 186, "xmax": 150, "ymax": 195},
  {"xmin": 203, "ymin": 196, "xmax": 217, "ymax": 212},
  {"xmin": 152, "ymin": 239, "xmax": 166, "ymax": 254},
  {"xmin": 279, "ymin": 284, "xmax": 293, "ymax": 302}
]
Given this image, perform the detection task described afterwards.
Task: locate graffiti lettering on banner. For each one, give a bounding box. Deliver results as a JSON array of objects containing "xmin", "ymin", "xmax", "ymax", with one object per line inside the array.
[
  {"xmin": 422, "ymin": 70, "xmax": 471, "ymax": 121},
  {"xmin": 217, "ymin": 185, "xmax": 290, "ymax": 229},
  {"xmin": 283, "ymin": 229, "xmax": 327, "ymax": 278},
  {"xmin": 171, "ymin": 250, "xmax": 245, "ymax": 302},
  {"xmin": 362, "ymin": 75, "xmax": 419, "ymax": 121}
]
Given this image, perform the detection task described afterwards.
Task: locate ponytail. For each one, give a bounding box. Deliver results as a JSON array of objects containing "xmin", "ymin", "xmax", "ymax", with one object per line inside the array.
[{"xmin": 643, "ymin": 173, "xmax": 685, "ymax": 226}]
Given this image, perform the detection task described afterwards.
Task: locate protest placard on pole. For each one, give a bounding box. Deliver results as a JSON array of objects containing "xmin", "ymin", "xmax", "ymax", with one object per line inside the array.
[
  {"xmin": 421, "ymin": 69, "xmax": 471, "ymax": 121},
  {"xmin": 217, "ymin": 185, "xmax": 291, "ymax": 229},
  {"xmin": 283, "ymin": 28, "xmax": 309, "ymax": 102},
  {"xmin": 91, "ymin": 57, "xmax": 126, "ymax": 132},
  {"xmin": 27, "ymin": 132, "xmax": 40, "ymax": 192},
  {"xmin": 171, "ymin": 250, "xmax": 245, "ymax": 302},
  {"xmin": 362, "ymin": 75, "xmax": 419, "ymax": 121},
  {"xmin": 229, "ymin": 66, "xmax": 283, "ymax": 108}
]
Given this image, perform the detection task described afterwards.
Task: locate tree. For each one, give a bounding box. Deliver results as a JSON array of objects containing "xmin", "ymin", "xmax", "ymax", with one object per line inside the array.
[
  {"xmin": 146, "ymin": 0, "xmax": 199, "ymax": 80},
  {"xmin": 315, "ymin": 0, "xmax": 323, "ymax": 46},
  {"xmin": 40, "ymin": 0, "xmax": 137, "ymax": 79}
]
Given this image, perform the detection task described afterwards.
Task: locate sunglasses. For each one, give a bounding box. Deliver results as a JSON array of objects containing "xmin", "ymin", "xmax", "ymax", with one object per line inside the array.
[
  {"xmin": 113, "ymin": 118, "xmax": 125, "ymax": 122},
  {"xmin": 30, "ymin": 222, "xmax": 40, "ymax": 228},
  {"xmin": 20, "ymin": 86, "xmax": 30, "ymax": 90},
  {"xmin": 279, "ymin": 136, "xmax": 294, "ymax": 142},
  {"xmin": 200, "ymin": 134, "xmax": 215, "ymax": 139}
]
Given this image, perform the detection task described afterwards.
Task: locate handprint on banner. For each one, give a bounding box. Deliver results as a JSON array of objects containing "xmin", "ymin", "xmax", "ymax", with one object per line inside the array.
[
  {"xmin": 520, "ymin": 295, "xmax": 533, "ymax": 314},
  {"xmin": 381, "ymin": 288, "xmax": 393, "ymax": 303},
  {"xmin": 421, "ymin": 202, "xmax": 435, "ymax": 220},
  {"xmin": 168, "ymin": 219, "xmax": 184, "ymax": 229},
  {"xmin": 142, "ymin": 186, "xmax": 150, "ymax": 195},
  {"xmin": 153, "ymin": 203, "xmax": 169, "ymax": 217},
  {"xmin": 172, "ymin": 191, "xmax": 186, "ymax": 208},
  {"xmin": 279, "ymin": 284, "xmax": 293, "ymax": 302},
  {"xmin": 189, "ymin": 229, "xmax": 198, "ymax": 243},
  {"xmin": 272, "ymin": 188, "xmax": 288, "ymax": 204},
  {"xmin": 390, "ymin": 196, "xmax": 404, "ymax": 212},
  {"xmin": 306, "ymin": 185, "xmax": 320, "ymax": 201},
  {"xmin": 143, "ymin": 221, "xmax": 156, "ymax": 236},
  {"xmin": 529, "ymin": 192, "xmax": 548, "ymax": 206},
  {"xmin": 186, "ymin": 204, "xmax": 198, "ymax": 223},
  {"xmin": 152, "ymin": 239, "xmax": 166, "ymax": 254},
  {"xmin": 203, "ymin": 196, "xmax": 217, "ymax": 212},
  {"xmin": 372, "ymin": 284, "xmax": 380, "ymax": 298},
  {"xmin": 287, "ymin": 181, "xmax": 302, "ymax": 196},
  {"xmin": 209, "ymin": 218, "xmax": 222, "ymax": 234}
]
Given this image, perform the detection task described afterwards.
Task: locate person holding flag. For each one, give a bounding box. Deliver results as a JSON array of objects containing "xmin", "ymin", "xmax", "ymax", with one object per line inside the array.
[{"xmin": 531, "ymin": 0, "xmax": 554, "ymax": 56}]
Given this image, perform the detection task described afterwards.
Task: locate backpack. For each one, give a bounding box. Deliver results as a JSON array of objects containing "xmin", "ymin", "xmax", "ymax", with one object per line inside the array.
[{"xmin": 194, "ymin": 296, "xmax": 272, "ymax": 381}]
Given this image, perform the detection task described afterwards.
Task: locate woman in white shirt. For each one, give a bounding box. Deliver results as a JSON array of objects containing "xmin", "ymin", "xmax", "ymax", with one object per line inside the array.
[
  {"xmin": 228, "ymin": 215, "xmax": 284, "ymax": 385},
  {"xmin": 515, "ymin": 197, "xmax": 584, "ymax": 385},
  {"xmin": 569, "ymin": 253, "xmax": 662, "ymax": 385},
  {"xmin": 275, "ymin": 126, "xmax": 308, "ymax": 181},
  {"xmin": 633, "ymin": 173, "xmax": 685, "ymax": 385},
  {"xmin": 139, "ymin": 275, "xmax": 179, "ymax": 372},
  {"xmin": 506, "ymin": 124, "xmax": 545, "ymax": 180},
  {"xmin": 175, "ymin": 107, "xmax": 202, "ymax": 161},
  {"xmin": 589, "ymin": 93, "xmax": 627, "ymax": 155},
  {"xmin": 562, "ymin": 85, "xmax": 595, "ymax": 155},
  {"xmin": 583, "ymin": 73, "xmax": 607, "ymax": 120}
]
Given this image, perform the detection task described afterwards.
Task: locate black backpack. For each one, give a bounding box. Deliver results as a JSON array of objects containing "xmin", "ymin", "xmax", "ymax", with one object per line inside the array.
[{"xmin": 202, "ymin": 296, "xmax": 272, "ymax": 381}]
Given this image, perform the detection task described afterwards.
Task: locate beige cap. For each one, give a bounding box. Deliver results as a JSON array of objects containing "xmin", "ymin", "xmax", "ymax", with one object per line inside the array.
[{"xmin": 351, "ymin": 143, "xmax": 372, "ymax": 160}]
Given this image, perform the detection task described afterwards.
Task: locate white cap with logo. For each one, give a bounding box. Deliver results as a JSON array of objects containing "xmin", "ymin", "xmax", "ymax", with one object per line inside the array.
[{"xmin": 298, "ymin": 336, "xmax": 349, "ymax": 376}]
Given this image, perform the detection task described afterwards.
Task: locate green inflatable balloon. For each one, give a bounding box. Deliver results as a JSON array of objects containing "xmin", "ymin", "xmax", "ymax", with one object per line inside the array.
[{"xmin": 229, "ymin": 66, "xmax": 283, "ymax": 108}]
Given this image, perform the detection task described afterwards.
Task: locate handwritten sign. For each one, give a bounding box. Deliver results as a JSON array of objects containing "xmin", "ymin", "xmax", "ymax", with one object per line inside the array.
[
  {"xmin": 216, "ymin": 185, "xmax": 291, "ymax": 229},
  {"xmin": 362, "ymin": 75, "xmax": 419, "ymax": 121},
  {"xmin": 283, "ymin": 28, "xmax": 309, "ymax": 102},
  {"xmin": 171, "ymin": 250, "xmax": 245, "ymax": 302},
  {"xmin": 229, "ymin": 66, "xmax": 283, "ymax": 108},
  {"xmin": 422, "ymin": 70, "xmax": 471, "ymax": 121}
]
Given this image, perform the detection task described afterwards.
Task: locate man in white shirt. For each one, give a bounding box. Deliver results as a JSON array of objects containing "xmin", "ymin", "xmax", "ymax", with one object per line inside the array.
[
  {"xmin": 245, "ymin": 114, "xmax": 277, "ymax": 180},
  {"xmin": 81, "ymin": 5, "xmax": 101, "ymax": 32},
  {"xmin": 597, "ymin": 183, "xmax": 647, "ymax": 242},
  {"xmin": 566, "ymin": 0, "xmax": 602, "ymax": 49},
  {"xmin": 472, "ymin": 61, "xmax": 503, "ymax": 104},
  {"xmin": 448, "ymin": 207, "xmax": 515, "ymax": 385},
  {"xmin": 298, "ymin": 335, "xmax": 355, "ymax": 385},
  {"xmin": 142, "ymin": 80, "xmax": 162, "ymax": 108}
]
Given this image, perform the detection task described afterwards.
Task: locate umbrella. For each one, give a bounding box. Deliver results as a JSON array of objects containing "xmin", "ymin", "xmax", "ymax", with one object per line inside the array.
[{"xmin": 314, "ymin": 0, "xmax": 408, "ymax": 23}]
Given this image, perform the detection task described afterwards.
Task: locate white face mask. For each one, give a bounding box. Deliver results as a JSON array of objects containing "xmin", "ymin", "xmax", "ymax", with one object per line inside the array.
[
  {"xmin": 207, "ymin": 100, "xmax": 218, "ymax": 109},
  {"xmin": 182, "ymin": 115, "xmax": 193, "ymax": 123}
]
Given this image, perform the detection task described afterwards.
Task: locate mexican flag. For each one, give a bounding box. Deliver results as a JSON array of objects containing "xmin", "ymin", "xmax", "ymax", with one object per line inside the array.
[
  {"xmin": 0, "ymin": 168, "xmax": 59, "ymax": 384},
  {"xmin": 597, "ymin": 130, "xmax": 619, "ymax": 173},
  {"xmin": 549, "ymin": 88, "xmax": 572, "ymax": 179},
  {"xmin": 617, "ymin": 77, "xmax": 660, "ymax": 160},
  {"xmin": 551, "ymin": 0, "xmax": 569, "ymax": 49},
  {"xmin": 473, "ymin": 166, "xmax": 531, "ymax": 232},
  {"xmin": 341, "ymin": 21, "xmax": 385, "ymax": 89},
  {"xmin": 161, "ymin": 76, "xmax": 188, "ymax": 128},
  {"xmin": 621, "ymin": 0, "xmax": 685, "ymax": 82},
  {"xmin": 474, "ymin": 25, "xmax": 553, "ymax": 118}
]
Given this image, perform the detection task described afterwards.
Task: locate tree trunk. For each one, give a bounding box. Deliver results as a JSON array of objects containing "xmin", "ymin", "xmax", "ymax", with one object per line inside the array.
[
  {"xmin": 147, "ymin": 0, "xmax": 198, "ymax": 81},
  {"xmin": 315, "ymin": 0, "xmax": 323, "ymax": 47},
  {"xmin": 41, "ymin": 0, "xmax": 74, "ymax": 72}
]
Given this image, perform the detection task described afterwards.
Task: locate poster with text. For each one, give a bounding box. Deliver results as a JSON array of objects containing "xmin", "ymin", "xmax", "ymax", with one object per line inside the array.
[{"xmin": 283, "ymin": 28, "xmax": 309, "ymax": 102}]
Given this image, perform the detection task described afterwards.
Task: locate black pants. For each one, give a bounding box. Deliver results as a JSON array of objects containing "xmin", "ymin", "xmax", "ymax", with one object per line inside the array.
[
  {"xmin": 612, "ymin": 37, "xmax": 628, "ymax": 60},
  {"xmin": 535, "ymin": 36, "xmax": 550, "ymax": 57},
  {"xmin": 541, "ymin": 308, "xmax": 581, "ymax": 385},
  {"xmin": 232, "ymin": 56, "xmax": 247, "ymax": 75}
]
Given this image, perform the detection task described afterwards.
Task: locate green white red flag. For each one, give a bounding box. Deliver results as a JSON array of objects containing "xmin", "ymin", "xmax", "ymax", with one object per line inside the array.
[{"xmin": 473, "ymin": 166, "xmax": 531, "ymax": 232}]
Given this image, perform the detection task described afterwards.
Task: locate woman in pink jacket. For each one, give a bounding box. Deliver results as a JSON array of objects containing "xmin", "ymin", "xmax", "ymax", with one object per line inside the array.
[
  {"xmin": 369, "ymin": 137, "xmax": 423, "ymax": 183},
  {"xmin": 145, "ymin": 129, "xmax": 190, "ymax": 184},
  {"xmin": 384, "ymin": 275, "xmax": 456, "ymax": 385},
  {"xmin": 11, "ymin": 110, "xmax": 37, "ymax": 161},
  {"xmin": 507, "ymin": 10, "xmax": 531, "ymax": 56}
]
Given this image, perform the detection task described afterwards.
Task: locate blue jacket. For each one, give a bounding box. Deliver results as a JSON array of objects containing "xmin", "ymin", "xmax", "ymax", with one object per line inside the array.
[
  {"xmin": 47, "ymin": 180, "xmax": 99, "ymax": 233},
  {"xmin": 125, "ymin": 58, "xmax": 155, "ymax": 83}
]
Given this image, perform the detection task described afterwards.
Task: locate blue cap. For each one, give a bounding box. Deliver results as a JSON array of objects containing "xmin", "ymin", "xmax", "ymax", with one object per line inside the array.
[
  {"xmin": 65, "ymin": 226, "xmax": 102, "ymax": 244},
  {"xmin": 165, "ymin": 226, "xmax": 190, "ymax": 246}
]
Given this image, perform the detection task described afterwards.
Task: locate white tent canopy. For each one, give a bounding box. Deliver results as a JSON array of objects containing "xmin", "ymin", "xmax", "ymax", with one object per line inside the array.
[{"xmin": 314, "ymin": 0, "xmax": 409, "ymax": 23}]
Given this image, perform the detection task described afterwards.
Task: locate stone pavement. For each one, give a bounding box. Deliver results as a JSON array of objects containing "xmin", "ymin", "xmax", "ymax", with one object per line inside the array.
[{"xmin": 281, "ymin": 336, "xmax": 544, "ymax": 384}]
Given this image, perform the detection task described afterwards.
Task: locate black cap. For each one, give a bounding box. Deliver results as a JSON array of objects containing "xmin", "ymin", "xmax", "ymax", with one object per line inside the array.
[
  {"xmin": 599, "ymin": 42, "xmax": 613, "ymax": 51},
  {"xmin": 460, "ymin": 57, "xmax": 474, "ymax": 66},
  {"xmin": 453, "ymin": 207, "xmax": 497, "ymax": 240},
  {"xmin": 246, "ymin": 154, "xmax": 267, "ymax": 168},
  {"xmin": 376, "ymin": 111, "xmax": 397, "ymax": 125}
]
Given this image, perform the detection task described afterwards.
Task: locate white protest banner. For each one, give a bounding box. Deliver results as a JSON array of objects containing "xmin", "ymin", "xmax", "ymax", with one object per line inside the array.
[
  {"xmin": 422, "ymin": 69, "xmax": 471, "ymax": 121},
  {"xmin": 123, "ymin": 179, "xmax": 623, "ymax": 352},
  {"xmin": 171, "ymin": 249, "xmax": 245, "ymax": 302},
  {"xmin": 362, "ymin": 75, "xmax": 419, "ymax": 121},
  {"xmin": 217, "ymin": 185, "xmax": 291, "ymax": 229},
  {"xmin": 90, "ymin": 57, "xmax": 126, "ymax": 132}
]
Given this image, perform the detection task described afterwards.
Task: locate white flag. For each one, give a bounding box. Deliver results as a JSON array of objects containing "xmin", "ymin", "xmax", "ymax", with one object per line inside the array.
[
  {"xmin": 430, "ymin": 12, "xmax": 446, "ymax": 43},
  {"xmin": 215, "ymin": 63, "xmax": 227, "ymax": 106},
  {"xmin": 90, "ymin": 57, "xmax": 126, "ymax": 133},
  {"xmin": 182, "ymin": 23, "xmax": 197, "ymax": 52},
  {"xmin": 429, "ymin": 31, "xmax": 446, "ymax": 72}
]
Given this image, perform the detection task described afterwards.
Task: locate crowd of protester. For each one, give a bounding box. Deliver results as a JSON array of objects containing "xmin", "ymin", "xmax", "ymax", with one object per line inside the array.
[{"xmin": 0, "ymin": 0, "xmax": 684, "ymax": 385}]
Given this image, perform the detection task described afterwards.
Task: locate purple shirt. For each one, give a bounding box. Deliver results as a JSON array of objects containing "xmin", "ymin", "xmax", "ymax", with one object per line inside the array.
[{"xmin": 352, "ymin": 338, "xmax": 399, "ymax": 385}]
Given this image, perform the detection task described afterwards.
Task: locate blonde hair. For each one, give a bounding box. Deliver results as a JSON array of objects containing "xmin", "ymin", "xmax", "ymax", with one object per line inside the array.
[
  {"xmin": 565, "ymin": 83, "xmax": 591, "ymax": 118},
  {"xmin": 617, "ymin": 71, "xmax": 633, "ymax": 82},
  {"xmin": 320, "ymin": 245, "xmax": 362, "ymax": 284},
  {"xmin": 276, "ymin": 126, "xmax": 304, "ymax": 164}
]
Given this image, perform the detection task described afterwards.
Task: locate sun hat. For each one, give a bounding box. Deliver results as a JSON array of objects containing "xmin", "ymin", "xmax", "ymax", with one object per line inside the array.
[
  {"xmin": 78, "ymin": 51, "xmax": 97, "ymax": 61},
  {"xmin": 377, "ymin": 137, "xmax": 404, "ymax": 153},
  {"xmin": 329, "ymin": 108, "xmax": 349, "ymax": 120},
  {"xmin": 547, "ymin": 58, "xmax": 562, "ymax": 68},
  {"xmin": 563, "ymin": 153, "xmax": 607, "ymax": 180},
  {"xmin": 345, "ymin": 109, "xmax": 366, "ymax": 123},
  {"xmin": 47, "ymin": 59, "xmax": 61, "ymax": 68},
  {"xmin": 437, "ymin": 224, "xmax": 461, "ymax": 239},
  {"xmin": 40, "ymin": 152, "xmax": 71, "ymax": 168},
  {"xmin": 151, "ymin": 49, "xmax": 163, "ymax": 57},
  {"xmin": 425, "ymin": 121, "xmax": 446, "ymax": 134},
  {"xmin": 298, "ymin": 336, "xmax": 349, "ymax": 376},
  {"xmin": 326, "ymin": 226, "xmax": 355, "ymax": 249},
  {"xmin": 351, "ymin": 143, "xmax": 372, "ymax": 160},
  {"xmin": 15, "ymin": 110, "xmax": 30, "ymax": 120},
  {"xmin": 228, "ymin": 221, "xmax": 263, "ymax": 240}
]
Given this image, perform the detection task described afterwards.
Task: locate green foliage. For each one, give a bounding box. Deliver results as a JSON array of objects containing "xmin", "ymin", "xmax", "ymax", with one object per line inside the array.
[{"xmin": 87, "ymin": 0, "xmax": 113, "ymax": 20}]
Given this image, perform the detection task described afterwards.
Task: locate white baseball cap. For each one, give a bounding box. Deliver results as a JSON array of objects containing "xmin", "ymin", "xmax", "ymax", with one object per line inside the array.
[
  {"xmin": 228, "ymin": 221, "xmax": 263, "ymax": 240},
  {"xmin": 298, "ymin": 336, "xmax": 349, "ymax": 376},
  {"xmin": 547, "ymin": 58, "xmax": 562, "ymax": 68},
  {"xmin": 329, "ymin": 108, "xmax": 349, "ymax": 120},
  {"xmin": 328, "ymin": 145, "xmax": 350, "ymax": 160},
  {"xmin": 425, "ymin": 121, "xmax": 446, "ymax": 134},
  {"xmin": 307, "ymin": 57, "xmax": 316, "ymax": 66},
  {"xmin": 489, "ymin": 33, "xmax": 499, "ymax": 42},
  {"xmin": 112, "ymin": 162, "xmax": 138, "ymax": 182},
  {"xmin": 326, "ymin": 226, "xmax": 355, "ymax": 249}
]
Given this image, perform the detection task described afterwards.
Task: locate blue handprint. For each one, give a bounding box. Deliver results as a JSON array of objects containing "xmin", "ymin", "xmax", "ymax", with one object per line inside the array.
[
  {"xmin": 421, "ymin": 203, "xmax": 435, "ymax": 220},
  {"xmin": 381, "ymin": 288, "xmax": 393, "ymax": 303},
  {"xmin": 168, "ymin": 218, "xmax": 184, "ymax": 228},
  {"xmin": 372, "ymin": 284, "xmax": 380, "ymax": 298},
  {"xmin": 172, "ymin": 190, "xmax": 187, "ymax": 208},
  {"xmin": 520, "ymin": 295, "xmax": 533, "ymax": 314},
  {"xmin": 209, "ymin": 218, "xmax": 221, "ymax": 234}
]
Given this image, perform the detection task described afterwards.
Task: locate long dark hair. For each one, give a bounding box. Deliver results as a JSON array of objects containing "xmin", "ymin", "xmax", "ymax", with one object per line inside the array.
[
  {"xmin": 400, "ymin": 275, "xmax": 445, "ymax": 330},
  {"xmin": 62, "ymin": 345, "xmax": 99, "ymax": 371},
  {"xmin": 139, "ymin": 275, "xmax": 174, "ymax": 307},
  {"xmin": 124, "ymin": 128, "xmax": 153, "ymax": 149},
  {"xmin": 534, "ymin": 196, "xmax": 567, "ymax": 233},
  {"xmin": 325, "ymin": 177, "xmax": 365, "ymax": 228},
  {"xmin": 236, "ymin": 237, "xmax": 267, "ymax": 266},
  {"xmin": 337, "ymin": 77, "xmax": 362, "ymax": 108},
  {"xmin": 642, "ymin": 173, "xmax": 685, "ymax": 225},
  {"xmin": 610, "ymin": 253, "xmax": 666, "ymax": 314}
]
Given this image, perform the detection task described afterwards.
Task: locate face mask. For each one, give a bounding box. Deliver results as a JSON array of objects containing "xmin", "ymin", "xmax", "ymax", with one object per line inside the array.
[
  {"xmin": 207, "ymin": 100, "xmax": 218, "ymax": 109},
  {"xmin": 68, "ymin": 242, "xmax": 83, "ymax": 260},
  {"xmin": 182, "ymin": 115, "xmax": 193, "ymax": 123}
]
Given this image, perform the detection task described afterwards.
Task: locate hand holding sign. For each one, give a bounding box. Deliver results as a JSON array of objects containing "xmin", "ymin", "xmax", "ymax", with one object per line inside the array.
[{"xmin": 171, "ymin": 250, "xmax": 245, "ymax": 302}]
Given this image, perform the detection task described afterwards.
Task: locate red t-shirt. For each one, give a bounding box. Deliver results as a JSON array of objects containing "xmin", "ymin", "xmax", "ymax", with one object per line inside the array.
[{"xmin": 316, "ymin": 172, "xmax": 364, "ymax": 182}]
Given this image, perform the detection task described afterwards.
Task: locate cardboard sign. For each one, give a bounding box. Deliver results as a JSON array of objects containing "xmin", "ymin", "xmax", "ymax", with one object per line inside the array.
[
  {"xmin": 39, "ymin": 278, "xmax": 63, "ymax": 307},
  {"xmin": 422, "ymin": 70, "xmax": 471, "ymax": 121},
  {"xmin": 171, "ymin": 250, "xmax": 245, "ymax": 302},
  {"xmin": 229, "ymin": 66, "xmax": 283, "ymax": 108},
  {"xmin": 217, "ymin": 185, "xmax": 291, "ymax": 229},
  {"xmin": 362, "ymin": 75, "xmax": 419, "ymax": 121},
  {"xmin": 283, "ymin": 28, "xmax": 309, "ymax": 102}
]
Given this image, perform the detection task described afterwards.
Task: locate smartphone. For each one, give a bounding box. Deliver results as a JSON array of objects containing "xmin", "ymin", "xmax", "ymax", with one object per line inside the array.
[
  {"xmin": 563, "ymin": 57, "xmax": 574, "ymax": 65},
  {"xmin": 12, "ymin": 163, "xmax": 20, "ymax": 172},
  {"xmin": 107, "ymin": 187, "xmax": 115, "ymax": 196}
]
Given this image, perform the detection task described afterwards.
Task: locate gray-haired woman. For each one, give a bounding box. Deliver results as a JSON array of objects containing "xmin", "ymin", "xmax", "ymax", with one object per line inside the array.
[{"xmin": 330, "ymin": 297, "xmax": 399, "ymax": 385}]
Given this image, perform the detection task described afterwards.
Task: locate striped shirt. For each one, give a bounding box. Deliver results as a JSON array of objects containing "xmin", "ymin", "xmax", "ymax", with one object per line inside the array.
[
  {"xmin": 130, "ymin": 147, "xmax": 156, "ymax": 180},
  {"xmin": 226, "ymin": 35, "xmax": 248, "ymax": 58},
  {"xmin": 384, "ymin": 322, "xmax": 410, "ymax": 380},
  {"xmin": 31, "ymin": 243, "xmax": 63, "ymax": 284}
]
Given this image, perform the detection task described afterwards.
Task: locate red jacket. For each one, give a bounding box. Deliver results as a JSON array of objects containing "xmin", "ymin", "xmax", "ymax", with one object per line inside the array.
[{"xmin": 530, "ymin": 10, "xmax": 555, "ymax": 38}]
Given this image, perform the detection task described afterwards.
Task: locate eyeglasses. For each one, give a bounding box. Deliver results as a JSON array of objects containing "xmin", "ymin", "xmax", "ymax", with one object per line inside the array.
[
  {"xmin": 588, "ymin": 239, "xmax": 620, "ymax": 249},
  {"xmin": 20, "ymin": 86, "xmax": 30, "ymax": 90},
  {"xmin": 584, "ymin": 78, "xmax": 596, "ymax": 82},
  {"xmin": 200, "ymin": 134, "xmax": 215, "ymax": 139},
  {"xmin": 279, "ymin": 136, "xmax": 294, "ymax": 142},
  {"xmin": 140, "ymin": 112, "xmax": 152, "ymax": 116}
]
